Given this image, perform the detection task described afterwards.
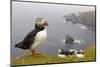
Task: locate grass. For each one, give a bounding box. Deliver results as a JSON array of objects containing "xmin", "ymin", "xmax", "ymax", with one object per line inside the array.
[{"xmin": 11, "ymin": 43, "xmax": 96, "ymax": 66}]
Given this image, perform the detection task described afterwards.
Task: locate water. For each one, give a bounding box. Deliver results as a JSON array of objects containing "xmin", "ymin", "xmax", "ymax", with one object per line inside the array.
[{"xmin": 11, "ymin": 1, "xmax": 95, "ymax": 59}]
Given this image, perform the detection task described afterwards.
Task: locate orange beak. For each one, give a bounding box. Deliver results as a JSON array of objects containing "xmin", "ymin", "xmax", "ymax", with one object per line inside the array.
[{"xmin": 44, "ymin": 20, "xmax": 48, "ymax": 26}]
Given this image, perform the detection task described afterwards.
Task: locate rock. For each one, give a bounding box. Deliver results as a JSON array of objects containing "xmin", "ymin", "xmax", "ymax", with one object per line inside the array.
[{"xmin": 64, "ymin": 35, "xmax": 74, "ymax": 44}]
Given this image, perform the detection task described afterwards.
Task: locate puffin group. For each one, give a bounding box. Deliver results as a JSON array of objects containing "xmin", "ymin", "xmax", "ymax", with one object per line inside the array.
[{"xmin": 58, "ymin": 48, "xmax": 84, "ymax": 58}]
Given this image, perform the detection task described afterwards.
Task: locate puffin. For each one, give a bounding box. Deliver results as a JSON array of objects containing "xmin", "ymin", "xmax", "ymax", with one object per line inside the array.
[
  {"xmin": 15, "ymin": 17, "xmax": 48, "ymax": 56},
  {"xmin": 58, "ymin": 48, "xmax": 84, "ymax": 58}
]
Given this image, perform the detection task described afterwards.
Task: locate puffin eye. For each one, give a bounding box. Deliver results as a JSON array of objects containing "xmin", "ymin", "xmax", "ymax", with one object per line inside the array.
[{"xmin": 38, "ymin": 19, "xmax": 41, "ymax": 22}]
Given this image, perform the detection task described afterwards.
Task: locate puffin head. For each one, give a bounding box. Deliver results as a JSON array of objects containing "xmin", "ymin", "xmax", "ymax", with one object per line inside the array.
[{"xmin": 35, "ymin": 17, "xmax": 48, "ymax": 27}]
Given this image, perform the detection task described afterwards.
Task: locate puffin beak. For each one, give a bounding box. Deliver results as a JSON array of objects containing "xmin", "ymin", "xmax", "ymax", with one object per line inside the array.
[{"xmin": 44, "ymin": 20, "xmax": 48, "ymax": 26}]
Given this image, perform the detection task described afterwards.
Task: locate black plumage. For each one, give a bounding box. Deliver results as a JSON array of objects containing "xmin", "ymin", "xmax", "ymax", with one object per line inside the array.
[
  {"xmin": 59, "ymin": 50, "xmax": 75, "ymax": 55},
  {"xmin": 15, "ymin": 25, "xmax": 45, "ymax": 50}
]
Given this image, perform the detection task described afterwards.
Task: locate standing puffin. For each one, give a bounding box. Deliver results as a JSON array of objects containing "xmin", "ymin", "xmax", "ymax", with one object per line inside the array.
[{"xmin": 15, "ymin": 17, "xmax": 48, "ymax": 56}]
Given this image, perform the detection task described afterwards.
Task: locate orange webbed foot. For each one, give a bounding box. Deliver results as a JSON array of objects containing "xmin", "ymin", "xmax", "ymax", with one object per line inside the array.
[{"xmin": 31, "ymin": 50, "xmax": 41, "ymax": 56}]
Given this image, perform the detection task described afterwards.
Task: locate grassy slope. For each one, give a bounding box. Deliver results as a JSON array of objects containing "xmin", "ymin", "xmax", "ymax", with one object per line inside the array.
[{"xmin": 11, "ymin": 44, "xmax": 96, "ymax": 66}]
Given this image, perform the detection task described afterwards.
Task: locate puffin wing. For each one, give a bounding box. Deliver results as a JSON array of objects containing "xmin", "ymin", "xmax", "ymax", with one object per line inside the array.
[{"xmin": 15, "ymin": 29, "xmax": 39, "ymax": 49}]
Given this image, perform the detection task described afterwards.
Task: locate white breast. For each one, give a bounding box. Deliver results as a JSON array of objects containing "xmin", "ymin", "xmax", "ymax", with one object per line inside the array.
[{"xmin": 31, "ymin": 28, "xmax": 47, "ymax": 50}]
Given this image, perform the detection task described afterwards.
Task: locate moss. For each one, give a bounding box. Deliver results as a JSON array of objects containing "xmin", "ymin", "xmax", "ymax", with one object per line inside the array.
[{"xmin": 11, "ymin": 43, "xmax": 96, "ymax": 66}]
